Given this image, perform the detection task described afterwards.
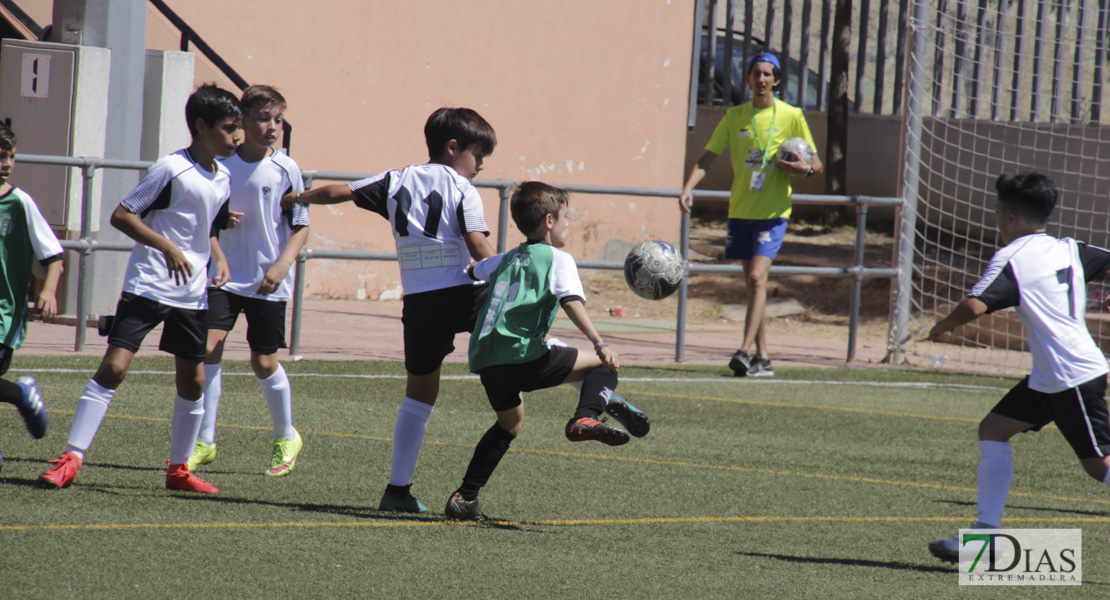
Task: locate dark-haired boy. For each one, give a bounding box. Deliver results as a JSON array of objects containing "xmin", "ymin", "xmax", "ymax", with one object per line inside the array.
[
  {"xmin": 444, "ymin": 181, "xmax": 650, "ymax": 521},
  {"xmin": 39, "ymin": 84, "xmax": 242, "ymax": 493},
  {"xmin": 926, "ymin": 172, "xmax": 1110, "ymax": 562},
  {"xmin": 0, "ymin": 123, "xmax": 64, "ymax": 472},
  {"xmin": 190, "ymin": 85, "xmax": 309, "ymax": 477},
  {"xmin": 679, "ymin": 52, "xmax": 823, "ymax": 377},
  {"xmin": 282, "ymin": 107, "xmax": 497, "ymax": 512}
]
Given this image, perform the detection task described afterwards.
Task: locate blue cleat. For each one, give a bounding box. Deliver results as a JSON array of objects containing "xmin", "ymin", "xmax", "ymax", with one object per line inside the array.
[{"xmin": 15, "ymin": 376, "xmax": 48, "ymax": 439}]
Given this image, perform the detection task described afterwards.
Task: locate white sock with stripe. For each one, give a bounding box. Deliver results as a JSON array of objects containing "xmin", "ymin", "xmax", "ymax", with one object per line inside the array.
[
  {"xmin": 169, "ymin": 394, "xmax": 205, "ymax": 466},
  {"xmin": 260, "ymin": 364, "xmax": 294, "ymax": 441},
  {"xmin": 388, "ymin": 396, "xmax": 434, "ymax": 487},
  {"xmin": 65, "ymin": 379, "xmax": 116, "ymax": 459},
  {"xmin": 976, "ymin": 440, "xmax": 1013, "ymax": 528},
  {"xmin": 199, "ymin": 363, "xmax": 222, "ymax": 445}
]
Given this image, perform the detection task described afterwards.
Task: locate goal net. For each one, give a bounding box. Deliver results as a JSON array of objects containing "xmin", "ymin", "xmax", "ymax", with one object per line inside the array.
[{"xmin": 895, "ymin": 0, "xmax": 1110, "ymax": 374}]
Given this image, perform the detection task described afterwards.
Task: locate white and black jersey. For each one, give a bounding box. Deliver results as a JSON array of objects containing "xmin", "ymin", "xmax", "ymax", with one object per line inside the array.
[
  {"xmin": 213, "ymin": 150, "xmax": 308, "ymax": 302},
  {"xmin": 119, "ymin": 149, "xmax": 231, "ymax": 309},
  {"xmin": 971, "ymin": 233, "xmax": 1110, "ymax": 393},
  {"xmin": 348, "ymin": 163, "xmax": 489, "ymax": 295}
]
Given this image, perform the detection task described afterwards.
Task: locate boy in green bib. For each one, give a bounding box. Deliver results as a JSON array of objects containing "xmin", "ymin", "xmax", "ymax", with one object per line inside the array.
[
  {"xmin": 444, "ymin": 181, "xmax": 650, "ymax": 521},
  {"xmin": 0, "ymin": 123, "xmax": 63, "ymax": 471}
]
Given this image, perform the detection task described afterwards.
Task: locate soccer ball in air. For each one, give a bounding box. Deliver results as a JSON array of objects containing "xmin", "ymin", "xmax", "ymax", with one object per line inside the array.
[
  {"xmin": 777, "ymin": 137, "xmax": 814, "ymax": 170},
  {"xmin": 623, "ymin": 241, "xmax": 687, "ymax": 300}
]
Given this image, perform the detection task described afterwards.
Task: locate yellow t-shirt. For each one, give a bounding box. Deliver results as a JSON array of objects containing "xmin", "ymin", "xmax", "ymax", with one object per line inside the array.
[{"xmin": 705, "ymin": 99, "xmax": 816, "ymax": 220}]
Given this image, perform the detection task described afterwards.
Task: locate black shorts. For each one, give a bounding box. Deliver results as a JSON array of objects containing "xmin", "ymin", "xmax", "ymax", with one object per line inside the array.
[
  {"xmin": 107, "ymin": 292, "xmax": 208, "ymax": 362},
  {"xmin": 402, "ymin": 283, "xmax": 488, "ymax": 376},
  {"xmin": 207, "ymin": 287, "xmax": 287, "ymax": 354},
  {"xmin": 0, "ymin": 345, "xmax": 12, "ymax": 377},
  {"xmin": 476, "ymin": 345, "xmax": 578, "ymax": 412},
  {"xmin": 992, "ymin": 375, "xmax": 1110, "ymax": 459}
]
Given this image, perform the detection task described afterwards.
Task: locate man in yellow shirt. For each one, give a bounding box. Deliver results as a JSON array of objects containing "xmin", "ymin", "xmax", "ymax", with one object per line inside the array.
[{"xmin": 679, "ymin": 52, "xmax": 823, "ymax": 377}]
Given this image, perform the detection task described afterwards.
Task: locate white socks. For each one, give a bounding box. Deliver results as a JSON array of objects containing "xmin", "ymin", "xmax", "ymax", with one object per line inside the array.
[
  {"xmin": 199, "ymin": 363, "xmax": 222, "ymax": 445},
  {"xmin": 260, "ymin": 365, "xmax": 294, "ymax": 441},
  {"xmin": 65, "ymin": 379, "xmax": 116, "ymax": 459},
  {"xmin": 169, "ymin": 394, "xmax": 205, "ymax": 465},
  {"xmin": 976, "ymin": 440, "xmax": 1013, "ymax": 529},
  {"xmin": 388, "ymin": 396, "xmax": 434, "ymax": 486}
]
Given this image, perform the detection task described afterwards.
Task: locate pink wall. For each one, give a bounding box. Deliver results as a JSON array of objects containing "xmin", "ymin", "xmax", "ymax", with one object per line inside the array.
[{"xmin": 144, "ymin": 0, "xmax": 695, "ymax": 300}]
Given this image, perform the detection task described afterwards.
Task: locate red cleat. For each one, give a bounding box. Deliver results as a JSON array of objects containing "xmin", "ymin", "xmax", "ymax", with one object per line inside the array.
[
  {"xmin": 565, "ymin": 417, "xmax": 630, "ymax": 446},
  {"xmin": 166, "ymin": 463, "xmax": 219, "ymax": 493},
  {"xmin": 38, "ymin": 452, "xmax": 82, "ymax": 489}
]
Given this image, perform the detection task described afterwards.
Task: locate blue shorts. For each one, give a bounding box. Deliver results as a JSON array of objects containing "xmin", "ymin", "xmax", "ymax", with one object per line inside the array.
[{"xmin": 725, "ymin": 218, "xmax": 788, "ymax": 261}]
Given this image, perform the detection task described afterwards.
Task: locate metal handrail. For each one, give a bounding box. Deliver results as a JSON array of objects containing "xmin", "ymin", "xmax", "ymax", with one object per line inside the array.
[{"xmin": 21, "ymin": 152, "xmax": 902, "ymax": 363}]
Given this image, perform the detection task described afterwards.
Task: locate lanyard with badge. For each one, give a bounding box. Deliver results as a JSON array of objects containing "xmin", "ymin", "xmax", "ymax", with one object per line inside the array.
[{"xmin": 746, "ymin": 100, "xmax": 776, "ymax": 192}]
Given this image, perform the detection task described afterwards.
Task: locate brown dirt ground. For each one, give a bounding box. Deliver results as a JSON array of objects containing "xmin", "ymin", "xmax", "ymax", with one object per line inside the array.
[{"xmin": 579, "ymin": 219, "xmax": 895, "ymax": 344}]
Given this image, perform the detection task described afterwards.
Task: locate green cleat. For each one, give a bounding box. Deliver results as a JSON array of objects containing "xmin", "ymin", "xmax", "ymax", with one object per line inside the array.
[
  {"xmin": 267, "ymin": 430, "xmax": 303, "ymax": 476},
  {"xmin": 379, "ymin": 486, "xmax": 429, "ymax": 513},
  {"xmin": 186, "ymin": 441, "xmax": 217, "ymax": 472},
  {"xmin": 604, "ymin": 394, "xmax": 650, "ymax": 437}
]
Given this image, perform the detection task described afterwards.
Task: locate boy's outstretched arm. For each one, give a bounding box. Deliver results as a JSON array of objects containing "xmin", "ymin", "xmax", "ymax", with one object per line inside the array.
[
  {"xmin": 927, "ymin": 297, "xmax": 988, "ymax": 341},
  {"xmin": 464, "ymin": 231, "xmax": 497, "ymax": 261},
  {"xmin": 258, "ymin": 225, "xmax": 310, "ymax": 295},
  {"xmin": 280, "ymin": 183, "xmax": 353, "ymax": 212},
  {"xmin": 110, "ymin": 205, "xmax": 192, "ymax": 286},
  {"xmin": 562, "ymin": 299, "xmax": 618, "ymax": 371},
  {"xmin": 36, "ymin": 260, "xmax": 63, "ymax": 320}
]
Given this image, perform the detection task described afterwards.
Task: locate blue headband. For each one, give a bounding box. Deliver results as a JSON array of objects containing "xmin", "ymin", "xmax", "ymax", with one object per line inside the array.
[{"xmin": 747, "ymin": 52, "xmax": 781, "ymax": 73}]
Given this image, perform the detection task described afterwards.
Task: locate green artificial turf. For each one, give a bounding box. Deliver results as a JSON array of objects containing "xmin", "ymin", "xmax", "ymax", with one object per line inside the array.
[{"xmin": 1, "ymin": 356, "xmax": 1106, "ymax": 599}]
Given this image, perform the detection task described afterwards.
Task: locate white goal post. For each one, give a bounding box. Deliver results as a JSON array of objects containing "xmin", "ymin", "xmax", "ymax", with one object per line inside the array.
[{"xmin": 893, "ymin": 0, "xmax": 1110, "ymax": 373}]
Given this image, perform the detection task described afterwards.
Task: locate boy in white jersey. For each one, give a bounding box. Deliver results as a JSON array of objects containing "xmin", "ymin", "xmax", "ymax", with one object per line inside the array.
[
  {"xmin": 281, "ymin": 107, "xmax": 497, "ymax": 512},
  {"xmin": 0, "ymin": 123, "xmax": 63, "ymax": 472},
  {"xmin": 926, "ymin": 172, "xmax": 1110, "ymax": 563},
  {"xmin": 189, "ymin": 85, "xmax": 309, "ymax": 477},
  {"xmin": 444, "ymin": 182, "xmax": 650, "ymax": 521},
  {"xmin": 38, "ymin": 85, "xmax": 242, "ymax": 493}
]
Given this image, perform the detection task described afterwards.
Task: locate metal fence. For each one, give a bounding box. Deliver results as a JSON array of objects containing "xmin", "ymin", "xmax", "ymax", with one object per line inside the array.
[{"xmin": 22, "ymin": 153, "xmax": 901, "ymax": 364}]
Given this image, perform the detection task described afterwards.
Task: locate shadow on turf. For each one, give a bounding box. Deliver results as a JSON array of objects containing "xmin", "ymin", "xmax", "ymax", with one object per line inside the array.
[
  {"xmin": 168, "ymin": 494, "xmax": 525, "ymax": 530},
  {"xmin": 935, "ymin": 499, "xmax": 1110, "ymax": 518},
  {"xmin": 735, "ymin": 551, "xmax": 952, "ymax": 574}
]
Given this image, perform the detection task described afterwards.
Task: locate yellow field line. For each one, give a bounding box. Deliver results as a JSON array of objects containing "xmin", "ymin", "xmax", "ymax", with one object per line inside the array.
[
  {"xmin": 629, "ymin": 390, "xmax": 982, "ymax": 423},
  {"xmin": 5, "ymin": 515, "xmax": 1109, "ymax": 533},
  {"xmin": 27, "ymin": 409, "xmax": 1103, "ymax": 507}
]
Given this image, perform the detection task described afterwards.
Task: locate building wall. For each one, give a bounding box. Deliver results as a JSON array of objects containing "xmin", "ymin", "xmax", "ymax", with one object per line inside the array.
[{"xmin": 142, "ymin": 0, "xmax": 696, "ymax": 300}]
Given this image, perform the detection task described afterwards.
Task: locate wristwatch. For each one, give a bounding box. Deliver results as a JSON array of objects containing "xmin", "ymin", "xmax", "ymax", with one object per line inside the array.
[{"xmin": 804, "ymin": 167, "xmax": 815, "ymax": 178}]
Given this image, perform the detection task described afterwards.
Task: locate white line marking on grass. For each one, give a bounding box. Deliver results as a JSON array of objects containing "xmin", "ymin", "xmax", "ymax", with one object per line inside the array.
[
  {"xmin": 5, "ymin": 515, "xmax": 1108, "ymax": 533},
  {"xmin": 15, "ymin": 367, "xmax": 1008, "ymax": 392}
]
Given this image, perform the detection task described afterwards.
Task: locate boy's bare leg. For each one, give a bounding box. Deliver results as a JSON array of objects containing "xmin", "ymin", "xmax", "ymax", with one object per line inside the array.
[
  {"xmin": 740, "ymin": 255, "xmax": 772, "ymax": 353},
  {"xmin": 63, "ymin": 345, "xmax": 136, "ymax": 458},
  {"xmin": 251, "ymin": 351, "xmax": 295, "ymax": 442},
  {"xmin": 973, "ymin": 412, "xmax": 1033, "ymax": 527},
  {"xmin": 170, "ymin": 357, "xmax": 206, "ymax": 465},
  {"xmin": 380, "ymin": 370, "xmax": 441, "ymax": 511},
  {"xmin": 450, "ymin": 402, "xmax": 523, "ymax": 515},
  {"xmin": 198, "ymin": 329, "xmax": 229, "ymax": 447}
]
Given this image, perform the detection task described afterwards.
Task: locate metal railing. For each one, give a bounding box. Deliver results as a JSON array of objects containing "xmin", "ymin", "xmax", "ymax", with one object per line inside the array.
[{"xmin": 24, "ymin": 153, "xmax": 901, "ymax": 364}]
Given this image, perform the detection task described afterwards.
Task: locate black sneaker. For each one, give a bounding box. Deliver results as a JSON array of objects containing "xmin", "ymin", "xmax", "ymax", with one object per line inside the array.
[
  {"xmin": 749, "ymin": 357, "xmax": 774, "ymax": 377},
  {"xmin": 728, "ymin": 349, "xmax": 752, "ymax": 377},
  {"xmin": 565, "ymin": 417, "xmax": 630, "ymax": 446},
  {"xmin": 445, "ymin": 491, "xmax": 488, "ymax": 522},
  {"xmin": 604, "ymin": 394, "xmax": 650, "ymax": 437}
]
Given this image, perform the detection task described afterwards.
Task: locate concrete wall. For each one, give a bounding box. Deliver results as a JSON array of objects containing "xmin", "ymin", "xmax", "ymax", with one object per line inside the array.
[{"xmin": 140, "ymin": 0, "xmax": 696, "ymax": 301}]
